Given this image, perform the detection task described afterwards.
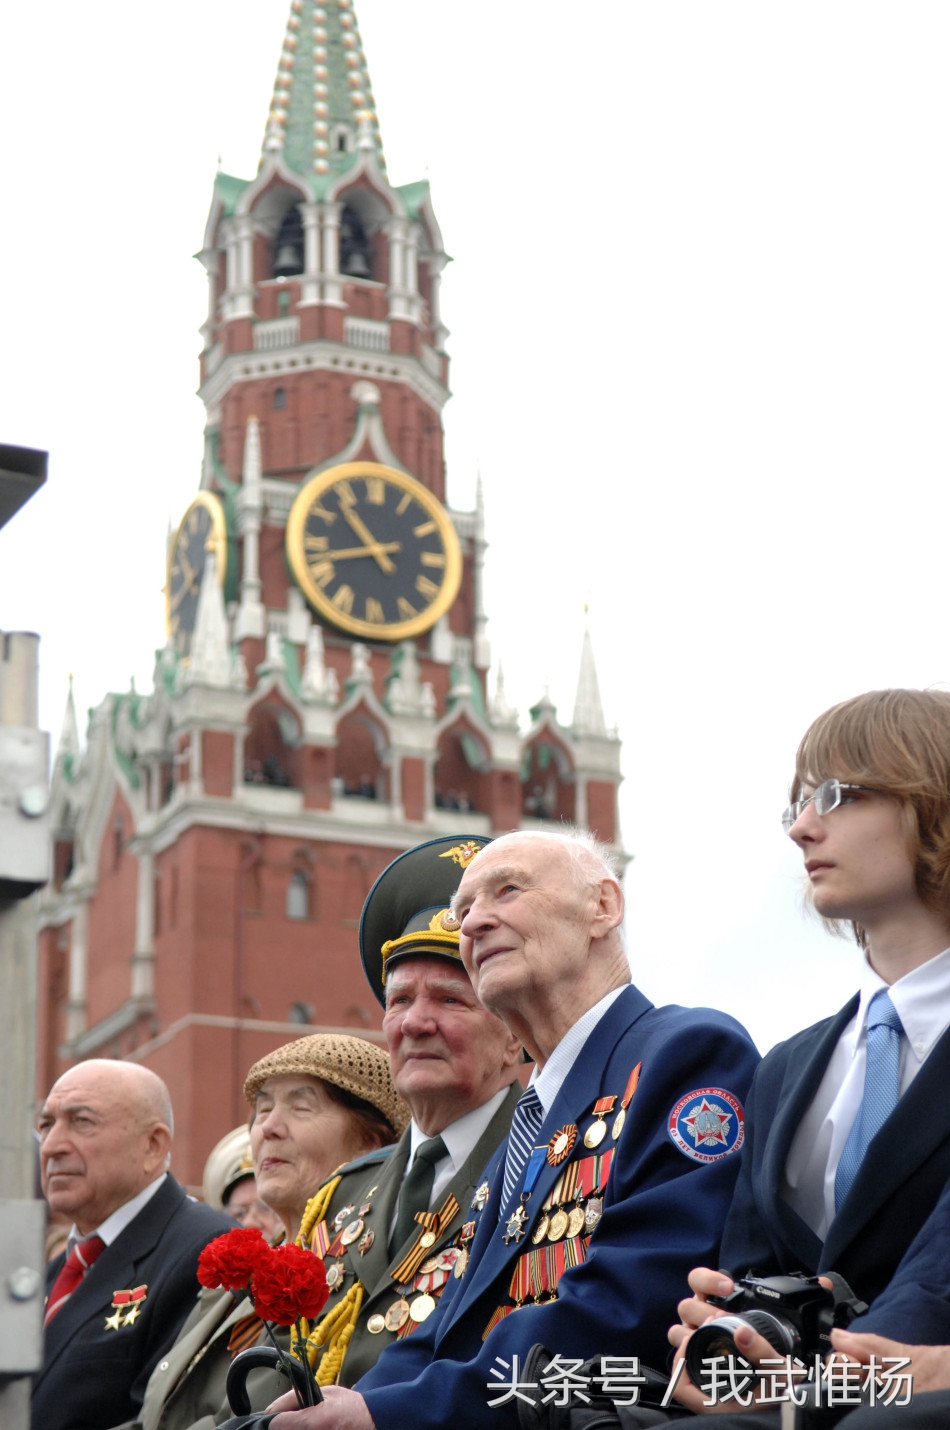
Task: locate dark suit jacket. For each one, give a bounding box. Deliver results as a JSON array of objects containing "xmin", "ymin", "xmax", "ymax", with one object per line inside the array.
[
  {"xmin": 720, "ymin": 995, "xmax": 950, "ymax": 1310},
  {"xmin": 358, "ymin": 986, "xmax": 760, "ymax": 1430},
  {"xmin": 317, "ymin": 1080, "xmax": 522, "ymax": 1385},
  {"xmin": 33, "ymin": 1174, "xmax": 233, "ymax": 1430}
]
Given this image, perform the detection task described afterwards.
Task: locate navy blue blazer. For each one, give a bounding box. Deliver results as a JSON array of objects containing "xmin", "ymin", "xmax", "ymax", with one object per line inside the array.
[
  {"xmin": 358, "ymin": 985, "xmax": 760, "ymax": 1430},
  {"xmin": 34, "ymin": 1174, "xmax": 233, "ymax": 1430},
  {"xmin": 720, "ymin": 995, "xmax": 950, "ymax": 1311}
]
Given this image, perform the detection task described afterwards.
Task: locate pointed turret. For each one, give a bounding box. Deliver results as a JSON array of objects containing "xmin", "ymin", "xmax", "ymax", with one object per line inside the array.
[
  {"xmin": 262, "ymin": 0, "xmax": 386, "ymax": 187},
  {"xmin": 55, "ymin": 675, "xmax": 82, "ymax": 779},
  {"xmin": 186, "ymin": 551, "xmax": 233, "ymax": 688},
  {"xmin": 571, "ymin": 630, "xmax": 607, "ymax": 738}
]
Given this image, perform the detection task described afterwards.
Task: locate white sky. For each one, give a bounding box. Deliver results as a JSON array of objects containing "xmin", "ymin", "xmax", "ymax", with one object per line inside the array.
[{"xmin": 2, "ymin": 2, "xmax": 949, "ymax": 1053}]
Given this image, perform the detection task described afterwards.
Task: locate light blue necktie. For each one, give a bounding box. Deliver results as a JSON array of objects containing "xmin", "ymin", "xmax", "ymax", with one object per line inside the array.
[
  {"xmin": 834, "ymin": 989, "xmax": 904, "ymax": 1210},
  {"xmin": 500, "ymin": 1086, "xmax": 544, "ymax": 1214}
]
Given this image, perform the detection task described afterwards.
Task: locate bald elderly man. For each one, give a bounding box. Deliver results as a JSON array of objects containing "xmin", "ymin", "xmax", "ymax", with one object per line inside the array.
[
  {"xmin": 255, "ymin": 828, "xmax": 759, "ymax": 1430},
  {"xmin": 33, "ymin": 1059, "xmax": 232, "ymax": 1430}
]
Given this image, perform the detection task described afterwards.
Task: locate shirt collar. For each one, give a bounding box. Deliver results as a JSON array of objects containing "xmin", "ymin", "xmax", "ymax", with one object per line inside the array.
[
  {"xmin": 67, "ymin": 1172, "xmax": 167, "ymax": 1254},
  {"xmin": 850, "ymin": 946, "xmax": 950, "ymax": 1066},
  {"xmin": 530, "ymin": 985, "xmax": 628, "ymax": 1117},
  {"xmin": 408, "ymin": 1084, "xmax": 516, "ymax": 1171}
]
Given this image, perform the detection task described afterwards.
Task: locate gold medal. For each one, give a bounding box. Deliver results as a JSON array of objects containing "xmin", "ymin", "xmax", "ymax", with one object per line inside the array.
[
  {"xmin": 547, "ymin": 1209, "xmax": 569, "ymax": 1241},
  {"xmin": 384, "ymin": 1298, "xmax": 410, "ymax": 1332},
  {"xmin": 546, "ymin": 1124, "xmax": 577, "ymax": 1166},
  {"xmin": 409, "ymin": 1292, "xmax": 436, "ymax": 1322},
  {"xmin": 611, "ymin": 1107, "xmax": 626, "ymax": 1139},
  {"xmin": 419, "ymin": 1254, "xmax": 440, "ymax": 1275},
  {"xmin": 325, "ymin": 1260, "xmax": 346, "ymax": 1290},
  {"xmin": 367, "ymin": 1313, "xmax": 386, "ymax": 1335},
  {"xmin": 584, "ymin": 1119, "xmax": 607, "ymax": 1149},
  {"xmin": 340, "ymin": 1218, "xmax": 364, "ymax": 1246},
  {"xmin": 454, "ymin": 1248, "xmax": 469, "ymax": 1278},
  {"xmin": 531, "ymin": 1212, "xmax": 550, "ymax": 1244},
  {"xmin": 419, "ymin": 1230, "xmax": 436, "ymax": 1249},
  {"xmin": 567, "ymin": 1205, "xmax": 586, "ymax": 1238}
]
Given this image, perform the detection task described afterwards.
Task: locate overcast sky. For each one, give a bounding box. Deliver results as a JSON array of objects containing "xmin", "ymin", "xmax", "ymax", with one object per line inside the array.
[{"xmin": 2, "ymin": 2, "xmax": 949, "ymax": 1053}]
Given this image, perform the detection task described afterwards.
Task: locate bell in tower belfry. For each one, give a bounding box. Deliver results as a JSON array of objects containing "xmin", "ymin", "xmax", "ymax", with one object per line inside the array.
[
  {"xmin": 272, "ymin": 204, "xmax": 304, "ymax": 278},
  {"xmin": 339, "ymin": 203, "xmax": 372, "ymax": 278}
]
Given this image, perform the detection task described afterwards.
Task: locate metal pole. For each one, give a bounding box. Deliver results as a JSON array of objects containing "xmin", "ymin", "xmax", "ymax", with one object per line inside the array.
[{"xmin": 0, "ymin": 446, "xmax": 49, "ymax": 1429}]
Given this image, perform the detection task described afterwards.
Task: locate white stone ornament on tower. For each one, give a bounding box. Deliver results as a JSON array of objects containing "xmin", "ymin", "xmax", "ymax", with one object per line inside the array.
[
  {"xmin": 234, "ymin": 416, "xmax": 267, "ymax": 642},
  {"xmin": 489, "ymin": 663, "xmax": 519, "ymax": 730},
  {"xmin": 301, "ymin": 625, "xmax": 339, "ymax": 705},
  {"xmin": 185, "ymin": 551, "xmax": 232, "ymax": 688},
  {"xmin": 571, "ymin": 629, "xmax": 607, "ymax": 739}
]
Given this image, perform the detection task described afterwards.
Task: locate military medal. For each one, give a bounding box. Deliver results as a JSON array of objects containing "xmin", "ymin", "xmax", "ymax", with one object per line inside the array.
[
  {"xmin": 472, "ymin": 1181, "xmax": 490, "ymax": 1210},
  {"xmin": 325, "ymin": 1260, "xmax": 346, "ymax": 1290},
  {"xmin": 546, "ymin": 1124, "xmax": 577, "ymax": 1166},
  {"xmin": 340, "ymin": 1218, "xmax": 364, "ymax": 1246},
  {"xmin": 419, "ymin": 1230, "xmax": 436, "ymax": 1248},
  {"xmin": 613, "ymin": 1063, "xmax": 642, "ymax": 1139},
  {"xmin": 454, "ymin": 1248, "xmax": 469, "ymax": 1278},
  {"xmin": 585, "ymin": 1097, "xmax": 616, "ymax": 1148},
  {"xmin": 104, "ymin": 1284, "xmax": 147, "ymax": 1330},
  {"xmin": 384, "ymin": 1298, "xmax": 410, "ymax": 1332},
  {"xmin": 584, "ymin": 1196, "xmax": 603, "ymax": 1232},
  {"xmin": 503, "ymin": 1201, "xmax": 530, "ymax": 1245},
  {"xmin": 367, "ymin": 1313, "xmax": 386, "ymax": 1335},
  {"xmin": 419, "ymin": 1253, "xmax": 441, "ymax": 1275},
  {"xmin": 357, "ymin": 1230, "xmax": 375, "ymax": 1255},
  {"xmin": 409, "ymin": 1292, "xmax": 436, "ymax": 1322},
  {"xmin": 531, "ymin": 1212, "xmax": 550, "ymax": 1244},
  {"xmin": 332, "ymin": 1204, "xmax": 355, "ymax": 1231},
  {"xmin": 567, "ymin": 1205, "xmax": 586, "ymax": 1238},
  {"xmin": 547, "ymin": 1208, "xmax": 569, "ymax": 1241}
]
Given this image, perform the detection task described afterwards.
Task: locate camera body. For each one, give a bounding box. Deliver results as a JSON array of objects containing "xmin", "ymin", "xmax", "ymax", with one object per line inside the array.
[{"xmin": 685, "ymin": 1271, "xmax": 866, "ymax": 1386}]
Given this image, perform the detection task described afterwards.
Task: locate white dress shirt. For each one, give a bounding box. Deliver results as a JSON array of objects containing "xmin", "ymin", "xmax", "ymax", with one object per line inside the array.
[
  {"xmin": 530, "ymin": 985, "xmax": 628, "ymax": 1117},
  {"xmin": 783, "ymin": 948, "xmax": 950, "ymax": 1238}
]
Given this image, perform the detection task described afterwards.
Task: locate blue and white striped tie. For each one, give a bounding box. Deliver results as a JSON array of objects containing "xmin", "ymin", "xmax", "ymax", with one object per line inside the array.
[
  {"xmin": 835, "ymin": 989, "xmax": 904, "ymax": 1210},
  {"xmin": 500, "ymin": 1086, "xmax": 544, "ymax": 1215}
]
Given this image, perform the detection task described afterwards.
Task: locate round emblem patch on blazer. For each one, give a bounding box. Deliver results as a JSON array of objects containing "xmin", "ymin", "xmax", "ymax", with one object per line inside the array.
[{"xmin": 668, "ymin": 1088, "xmax": 744, "ymax": 1163}]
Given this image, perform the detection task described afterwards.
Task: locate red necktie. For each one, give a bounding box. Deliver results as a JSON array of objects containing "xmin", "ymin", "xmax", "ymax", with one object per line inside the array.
[{"xmin": 44, "ymin": 1234, "xmax": 106, "ymax": 1325}]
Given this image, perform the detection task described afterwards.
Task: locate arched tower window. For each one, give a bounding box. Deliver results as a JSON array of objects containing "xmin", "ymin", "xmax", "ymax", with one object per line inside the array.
[
  {"xmin": 340, "ymin": 204, "xmax": 372, "ymax": 279},
  {"xmin": 286, "ymin": 868, "xmax": 310, "ymax": 919},
  {"xmin": 272, "ymin": 205, "xmax": 304, "ymax": 278},
  {"xmin": 274, "ymin": 386, "xmax": 286, "ymax": 409}
]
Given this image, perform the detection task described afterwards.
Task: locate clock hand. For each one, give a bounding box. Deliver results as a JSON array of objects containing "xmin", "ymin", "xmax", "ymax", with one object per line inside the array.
[
  {"xmin": 169, "ymin": 581, "xmax": 195, "ymax": 614},
  {"xmin": 328, "ymin": 541, "xmax": 402, "ymax": 562},
  {"xmin": 337, "ymin": 503, "xmax": 397, "ymax": 574},
  {"xmin": 177, "ymin": 547, "xmax": 200, "ymax": 594}
]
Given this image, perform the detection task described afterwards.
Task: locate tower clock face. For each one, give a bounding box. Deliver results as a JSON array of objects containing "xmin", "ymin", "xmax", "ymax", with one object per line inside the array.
[
  {"xmin": 286, "ymin": 462, "xmax": 463, "ymax": 641},
  {"xmin": 166, "ymin": 492, "xmax": 228, "ymax": 658}
]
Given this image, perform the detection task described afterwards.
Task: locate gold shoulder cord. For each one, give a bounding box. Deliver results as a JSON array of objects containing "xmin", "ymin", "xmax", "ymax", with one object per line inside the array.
[{"xmin": 293, "ymin": 1174, "xmax": 365, "ymax": 1384}]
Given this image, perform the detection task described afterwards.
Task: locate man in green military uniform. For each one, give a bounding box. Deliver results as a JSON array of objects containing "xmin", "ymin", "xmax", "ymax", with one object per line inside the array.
[{"xmin": 299, "ymin": 835, "xmax": 522, "ymax": 1387}]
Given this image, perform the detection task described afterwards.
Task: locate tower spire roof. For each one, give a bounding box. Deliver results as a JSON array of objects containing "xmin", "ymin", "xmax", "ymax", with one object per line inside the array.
[
  {"xmin": 571, "ymin": 629, "xmax": 607, "ymax": 738},
  {"xmin": 262, "ymin": 0, "xmax": 386, "ymax": 186}
]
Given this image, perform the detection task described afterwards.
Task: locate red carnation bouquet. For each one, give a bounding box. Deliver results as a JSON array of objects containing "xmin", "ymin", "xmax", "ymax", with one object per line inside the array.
[{"xmin": 198, "ymin": 1227, "xmax": 328, "ymax": 1407}]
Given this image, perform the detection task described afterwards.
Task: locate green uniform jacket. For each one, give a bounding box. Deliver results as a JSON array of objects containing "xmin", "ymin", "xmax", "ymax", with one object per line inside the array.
[{"xmin": 315, "ymin": 1081, "xmax": 520, "ymax": 1387}]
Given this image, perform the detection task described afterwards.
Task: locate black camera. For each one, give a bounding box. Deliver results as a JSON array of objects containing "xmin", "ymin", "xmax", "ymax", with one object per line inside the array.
[{"xmin": 685, "ymin": 1272, "xmax": 867, "ymax": 1392}]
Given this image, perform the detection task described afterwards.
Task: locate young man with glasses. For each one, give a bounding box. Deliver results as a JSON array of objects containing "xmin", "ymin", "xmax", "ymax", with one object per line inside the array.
[{"xmin": 632, "ymin": 686, "xmax": 950, "ymax": 1425}]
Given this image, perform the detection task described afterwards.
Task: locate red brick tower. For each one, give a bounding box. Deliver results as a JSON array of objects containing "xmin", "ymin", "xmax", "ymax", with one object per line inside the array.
[{"xmin": 36, "ymin": 0, "xmax": 624, "ymax": 1188}]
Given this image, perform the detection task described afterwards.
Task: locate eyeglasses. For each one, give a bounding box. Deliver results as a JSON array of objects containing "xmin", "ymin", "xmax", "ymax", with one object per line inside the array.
[{"xmin": 781, "ymin": 778, "xmax": 875, "ymax": 835}]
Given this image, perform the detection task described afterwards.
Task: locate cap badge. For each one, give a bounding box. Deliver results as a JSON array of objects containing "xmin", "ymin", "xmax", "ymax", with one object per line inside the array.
[{"xmin": 439, "ymin": 841, "xmax": 483, "ymax": 869}]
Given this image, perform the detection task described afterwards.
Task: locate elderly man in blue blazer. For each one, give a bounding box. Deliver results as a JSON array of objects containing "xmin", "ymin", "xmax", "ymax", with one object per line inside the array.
[
  {"xmin": 255, "ymin": 827, "xmax": 759, "ymax": 1430},
  {"xmin": 34, "ymin": 1058, "xmax": 232, "ymax": 1430}
]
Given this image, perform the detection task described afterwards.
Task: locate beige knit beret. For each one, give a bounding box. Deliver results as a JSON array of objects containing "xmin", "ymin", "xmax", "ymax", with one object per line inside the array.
[{"xmin": 243, "ymin": 1033, "xmax": 409, "ymax": 1138}]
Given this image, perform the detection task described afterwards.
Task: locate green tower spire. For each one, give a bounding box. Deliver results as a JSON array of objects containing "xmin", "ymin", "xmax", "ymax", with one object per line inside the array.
[{"xmin": 261, "ymin": 0, "xmax": 386, "ymax": 193}]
